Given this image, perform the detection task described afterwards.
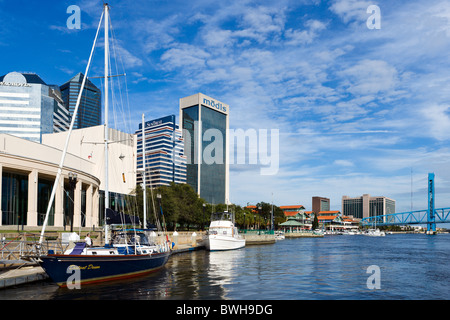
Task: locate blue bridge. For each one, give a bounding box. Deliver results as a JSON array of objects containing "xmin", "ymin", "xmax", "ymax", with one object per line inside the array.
[{"xmin": 360, "ymin": 173, "xmax": 450, "ymax": 234}]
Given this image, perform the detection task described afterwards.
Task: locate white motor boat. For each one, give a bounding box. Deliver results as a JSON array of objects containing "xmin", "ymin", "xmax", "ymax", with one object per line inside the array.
[
  {"xmin": 206, "ymin": 212, "xmax": 245, "ymax": 251},
  {"xmin": 275, "ymin": 231, "xmax": 285, "ymax": 240},
  {"xmin": 364, "ymin": 228, "xmax": 386, "ymax": 237}
]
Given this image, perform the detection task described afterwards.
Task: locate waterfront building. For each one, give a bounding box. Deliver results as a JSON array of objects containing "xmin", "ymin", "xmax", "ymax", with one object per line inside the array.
[
  {"xmin": 60, "ymin": 73, "xmax": 101, "ymax": 129},
  {"xmin": 312, "ymin": 196, "xmax": 330, "ymax": 213},
  {"xmin": 342, "ymin": 194, "xmax": 395, "ymax": 219},
  {"xmin": 0, "ymin": 134, "xmax": 100, "ymax": 229},
  {"xmin": 0, "ymin": 72, "xmax": 70, "ymax": 143},
  {"xmin": 279, "ymin": 210, "xmax": 311, "ymax": 232},
  {"xmin": 43, "ymin": 125, "xmax": 136, "ymax": 224},
  {"xmin": 179, "ymin": 93, "xmax": 229, "ymax": 205},
  {"xmin": 279, "ymin": 205, "xmax": 306, "ymax": 219},
  {"xmin": 135, "ymin": 115, "xmax": 186, "ymax": 188}
]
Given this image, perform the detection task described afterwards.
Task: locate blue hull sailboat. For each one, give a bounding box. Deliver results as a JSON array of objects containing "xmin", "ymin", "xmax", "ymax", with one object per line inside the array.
[
  {"xmin": 39, "ymin": 227, "xmax": 170, "ymax": 287},
  {"xmin": 34, "ymin": 4, "xmax": 171, "ymax": 288}
]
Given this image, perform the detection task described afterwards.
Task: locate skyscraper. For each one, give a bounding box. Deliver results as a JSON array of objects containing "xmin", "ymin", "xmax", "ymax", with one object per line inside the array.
[
  {"xmin": 0, "ymin": 71, "xmax": 70, "ymax": 143},
  {"xmin": 60, "ymin": 72, "xmax": 101, "ymax": 129},
  {"xmin": 179, "ymin": 93, "xmax": 229, "ymax": 205},
  {"xmin": 136, "ymin": 115, "xmax": 187, "ymax": 188}
]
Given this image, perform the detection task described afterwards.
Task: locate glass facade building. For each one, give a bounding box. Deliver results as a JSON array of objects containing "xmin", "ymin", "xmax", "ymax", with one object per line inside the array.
[
  {"xmin": 0, "ymin": 72, "xmax": 70, "ymax": 143},
  {"xmin": 342, "ymin": 194, "xmax": 395, "ymax": 219},
  {"xmin": 136, "ymin": 115, "xmax": 187, "ymax": 187},
  {"xmin": 60, "ymin": 72, "xmax": 101, "ymax": 129},
  {"xmin": 180, "ymin": 93, "xmax": 229, "ymax": 205}
]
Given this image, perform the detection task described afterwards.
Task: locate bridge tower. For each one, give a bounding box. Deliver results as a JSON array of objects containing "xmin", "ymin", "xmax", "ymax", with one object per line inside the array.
[{"xmin": 427, "ymin": 173, "xmax": 437, "ymax": 234}]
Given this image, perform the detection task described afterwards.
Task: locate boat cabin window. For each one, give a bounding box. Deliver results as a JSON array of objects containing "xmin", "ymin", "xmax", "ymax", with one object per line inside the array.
[
  {"xmin": 210, "ymin": 212, "xmax": 232, "ymax": 222},
  {"xmin": 112, "ymin": 232, "xmax": 151, "ymax": 246}
]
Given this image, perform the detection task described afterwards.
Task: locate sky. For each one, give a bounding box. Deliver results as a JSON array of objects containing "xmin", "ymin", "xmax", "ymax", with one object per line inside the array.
[{"xmin": 1, "ymin": 0, "xmax": 450, "ymax": 212}]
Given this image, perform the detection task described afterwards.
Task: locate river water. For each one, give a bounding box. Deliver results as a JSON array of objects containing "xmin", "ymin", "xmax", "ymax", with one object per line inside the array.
[{"xmin": 1, "ymin": 233, "xmax": 449, "ymax": 300}]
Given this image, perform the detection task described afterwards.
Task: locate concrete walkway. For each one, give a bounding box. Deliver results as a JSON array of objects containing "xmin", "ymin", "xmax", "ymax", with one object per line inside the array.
[{"xmin": 0, "ymin": 265, "xmax": 47, "ymax": 289}]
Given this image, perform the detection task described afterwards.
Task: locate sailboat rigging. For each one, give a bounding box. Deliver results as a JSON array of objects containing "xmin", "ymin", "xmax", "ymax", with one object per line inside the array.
[{"xmin": 31, "ymin": 4, "xmax": 171, "ymax": 287}]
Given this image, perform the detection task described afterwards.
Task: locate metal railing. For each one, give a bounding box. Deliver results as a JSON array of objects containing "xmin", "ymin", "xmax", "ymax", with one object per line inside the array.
[{"xmin": 1, "ymin": 234, "xmax": 69, "ymax": 263}]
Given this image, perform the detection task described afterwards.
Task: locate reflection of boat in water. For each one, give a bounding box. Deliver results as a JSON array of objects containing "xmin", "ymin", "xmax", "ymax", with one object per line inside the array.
[
  {"xmin": 275, "ymin": 231, "xmax": 285, "ymax": 240},
  {"xmin": 30, "ymin": 4, "xmax": 171, "ymax": 287},
  {"xmin": 205, "ymin": 212, "xmax": 245, "ymax": 251}
]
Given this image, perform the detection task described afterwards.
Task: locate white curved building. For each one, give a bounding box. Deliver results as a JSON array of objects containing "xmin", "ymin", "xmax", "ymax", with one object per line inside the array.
[{"xmin": 0, "ymin": 133, "xmax": 100, "ymax": 230}]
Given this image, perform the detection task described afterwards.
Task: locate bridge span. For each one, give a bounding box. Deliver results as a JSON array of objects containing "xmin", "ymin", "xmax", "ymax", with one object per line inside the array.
[{"xmin": 360, "ymin": 173, "xmax": 450, "ymax": 234}]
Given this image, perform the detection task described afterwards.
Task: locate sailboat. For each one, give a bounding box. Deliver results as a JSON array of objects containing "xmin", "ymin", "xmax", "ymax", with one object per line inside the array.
[
  {"xmin": 33, "ymin": 4, "xmax": 171, "ymax": 287},
  {"xmin": 364, "ymin": 215, "xmax": 385, "ymax": 237}
]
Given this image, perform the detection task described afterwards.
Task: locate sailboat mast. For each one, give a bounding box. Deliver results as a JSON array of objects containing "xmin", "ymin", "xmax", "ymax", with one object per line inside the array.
[
  {"xmin": 38, "ymin": 10, "xmax": 104, "ymax": 246},
  {"xmin": 142, "ymin": 114, "xmax": 147, "ymax": 228},
  {"xmin": 104, "ymin": 3, "xmax": 110, "ymax": 245}
]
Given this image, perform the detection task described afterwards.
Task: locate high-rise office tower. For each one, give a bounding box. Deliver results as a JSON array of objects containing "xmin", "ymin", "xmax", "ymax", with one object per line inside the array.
[
  {"xmin": 0, "ymin": 72, "xmax": 70, "ymax": 143},
  {"xmin": 136, "ymin": 115, "xmax": 187, "ymax": 188},
  {"xmin": 180, "ymin": 93, "xmax": 229, "ymax": 205},
  {"xmin": 60, "ymin": 73, "xmax": 101, "ymax": 129}
]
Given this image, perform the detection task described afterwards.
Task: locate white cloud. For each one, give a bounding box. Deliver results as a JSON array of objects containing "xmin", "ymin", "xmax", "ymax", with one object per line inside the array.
[
  {"xmin": 420, "ymin": 104, "xmax": 450, "ymax": 141},
  {"xmin": 160, "ymin": 44, "xmax": 210, "ymax": 71},
  {"xmin": 285, "ymin": 19, "xmax": 327, "ymax": 45},
  {"xmin": 338, "ymin": 59, "xmax": 398, "ymax": 96},
  {"xmin": 334, "ymin": 159, "xmax": 354, "ymax": 167},
  {"xmin": 329, "ymin": 0, "xmax": 373, "ymax": 24}
]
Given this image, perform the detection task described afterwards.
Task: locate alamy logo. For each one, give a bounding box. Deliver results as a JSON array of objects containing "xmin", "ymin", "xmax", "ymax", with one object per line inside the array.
[
  {"xmin": 203, "ymin": 98, "xmax": 227, "ymax": 113},
  {"xmin": 66, "ymin": 265, "xmax": 81, "ymax": 289},
  {"xmin": 66, "ymin": 5, "xmax": 81, "ymax": 30},
  {"xmin": 366, "ymin": 5, "xmax": 381, "ymax": 29},
  {"xmin": 366, "ymin": 265, "xmax": 381, "ymax": 290},
  {"xmin": 182, "ymin": 123, "xmax": 279, "ymax": 176}
]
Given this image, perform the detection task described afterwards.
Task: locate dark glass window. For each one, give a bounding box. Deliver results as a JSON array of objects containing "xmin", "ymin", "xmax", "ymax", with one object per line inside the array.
[
  {"xmin": 1, "ymin": 172, "xmax": 28, "ymax": 226},
  {"xmin": 182, "ymin": 106, "xmax": 199, "ymax": 194},
  {"xmin": 200, "ymin": 106, "xmax": 226, "ymax": 204}
]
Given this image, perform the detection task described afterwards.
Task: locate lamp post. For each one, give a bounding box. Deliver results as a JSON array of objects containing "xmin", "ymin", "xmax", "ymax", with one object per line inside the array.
[
  {"xmin": 68, "ymin": 172, "xmax": 77, "ymax": 232},
  {"xmin": 203, "ymin": 203, "xmax": 206, "ymax": 230},
  {"xmin": 258, "ymin": 206, "xmax": 262, "ymax": 231},
  {"xmin": 156, "ymin": 193, "xmax": 163, "ymax": 230}
]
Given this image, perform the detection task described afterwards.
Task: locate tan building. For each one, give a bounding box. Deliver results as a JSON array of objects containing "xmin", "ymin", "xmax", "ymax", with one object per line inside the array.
[
  {"xmin": 342, "ymin": 194, "xmax": 395, "ymax": 219},
  {"xmin": 0, "ymin": 133, "xmax": 100, "ymax": 230},
  {"xmin": 0, "ymin": 125, "xmax": 136, "ymax": 230}
]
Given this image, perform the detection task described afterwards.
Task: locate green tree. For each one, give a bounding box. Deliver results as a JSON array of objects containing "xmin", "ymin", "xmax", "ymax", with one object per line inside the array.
[{"xmin": 312, "ymin": 212, "xmax": 319, "ymax": 230}]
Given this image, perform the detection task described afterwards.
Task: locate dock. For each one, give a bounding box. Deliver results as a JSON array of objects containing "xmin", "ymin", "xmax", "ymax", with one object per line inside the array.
[{"xmin": 0, "ymin": 264, "xmax": 48, "ymax": 289}]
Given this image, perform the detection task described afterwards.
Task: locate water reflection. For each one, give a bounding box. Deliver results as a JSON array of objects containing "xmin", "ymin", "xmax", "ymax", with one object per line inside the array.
[{"xmin": 1, "ymin": 234, "xmax": 449, "ymax": 300}]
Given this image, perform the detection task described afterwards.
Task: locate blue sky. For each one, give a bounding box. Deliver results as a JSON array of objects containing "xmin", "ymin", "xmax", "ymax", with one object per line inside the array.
[{"xmin": 2, "ymin": 0, "xmax": 450, "ymax": 212}]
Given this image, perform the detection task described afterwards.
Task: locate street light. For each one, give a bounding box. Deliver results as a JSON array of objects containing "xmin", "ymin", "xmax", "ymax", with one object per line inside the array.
[
  {"xmin": 68, "ymin": 172, "xmax": 77, "ymax": 232},
  {"xmin": 202, "ymin": 203, "xmax": 207, "ymax": 230}
]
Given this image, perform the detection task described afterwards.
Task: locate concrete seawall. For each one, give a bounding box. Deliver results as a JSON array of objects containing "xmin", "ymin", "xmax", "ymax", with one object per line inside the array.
[
  {"xmin": 284, "ymin": 232, "xmax": 323, "ymax": 238},
  {"xmin": 243, "ymin": 233, "xmax": 275, "ymax": 245}
]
